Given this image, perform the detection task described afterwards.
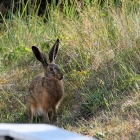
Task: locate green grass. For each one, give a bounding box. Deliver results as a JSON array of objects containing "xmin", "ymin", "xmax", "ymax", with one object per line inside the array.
[{"xmin": 0, "ymin": 1, "xmax": 140, "ymax": 139}]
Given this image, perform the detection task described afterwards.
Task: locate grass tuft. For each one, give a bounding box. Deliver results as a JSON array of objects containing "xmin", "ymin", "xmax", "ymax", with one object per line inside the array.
[{"xmin": 0, "ymin": 1, "xmax": 140, "ymax": 139}]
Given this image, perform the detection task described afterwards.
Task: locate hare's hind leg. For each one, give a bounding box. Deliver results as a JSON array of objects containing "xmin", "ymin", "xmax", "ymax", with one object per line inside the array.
[{"xmin": 28, "ymin": 104, "xmax": 36, "ymax": 123}]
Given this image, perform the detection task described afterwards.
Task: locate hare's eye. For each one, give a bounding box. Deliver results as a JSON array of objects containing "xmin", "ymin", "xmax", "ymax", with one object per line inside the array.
[{"xmin": 49, "ymin": 66, "xmax": 53, "ymax": 71}]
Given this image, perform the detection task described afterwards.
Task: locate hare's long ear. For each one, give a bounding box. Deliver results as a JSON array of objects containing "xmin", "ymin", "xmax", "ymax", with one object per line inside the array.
[
  {"xmin": 32, "ymin": 46, "xmax": 48, "ymax": 66},
  {"xmin": 49, "ymin": 39, "xmax": 59, "ymax": 63}
]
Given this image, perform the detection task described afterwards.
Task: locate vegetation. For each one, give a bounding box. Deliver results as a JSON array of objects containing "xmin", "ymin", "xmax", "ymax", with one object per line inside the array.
[{"xmin": 0, "ymin": 0, "xmax": 140, "ymax": 139}]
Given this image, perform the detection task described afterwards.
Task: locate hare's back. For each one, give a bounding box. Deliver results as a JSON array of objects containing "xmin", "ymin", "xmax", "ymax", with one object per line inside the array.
[{"xmin": 28, "ymin": 73, "xmax": 64, "ymax": 105}]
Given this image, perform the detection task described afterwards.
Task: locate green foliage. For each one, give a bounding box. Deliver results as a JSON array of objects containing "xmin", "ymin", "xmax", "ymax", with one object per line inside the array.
[{"xmin": 0, "ymin": 1, "xmax": 140, "ymax": 139}]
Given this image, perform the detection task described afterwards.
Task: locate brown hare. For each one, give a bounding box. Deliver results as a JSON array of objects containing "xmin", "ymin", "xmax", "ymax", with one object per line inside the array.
[{"xmin": 27, "ymin": 39, "xmax": 64, "ymax": 123}]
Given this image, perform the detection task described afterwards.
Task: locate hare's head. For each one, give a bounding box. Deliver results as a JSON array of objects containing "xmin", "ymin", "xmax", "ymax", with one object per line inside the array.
[{"xmin": 32, "ymin": 39, "xmax": 63, "ymax": 80}]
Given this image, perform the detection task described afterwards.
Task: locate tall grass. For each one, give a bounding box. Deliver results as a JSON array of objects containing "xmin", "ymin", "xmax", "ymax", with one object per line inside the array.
[{"xmin": 0, "ymin": 0, "xmax": 140, "ymax": 139}]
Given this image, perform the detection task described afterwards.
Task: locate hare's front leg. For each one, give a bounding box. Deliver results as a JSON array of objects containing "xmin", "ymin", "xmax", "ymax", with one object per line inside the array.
[
  {"xmin": 43, "ymin": 110, "xmax": 50, "ymax": 123},
  {"xmin": 49, "ymin": 107, "xmax": 57, "ymax": 123}
]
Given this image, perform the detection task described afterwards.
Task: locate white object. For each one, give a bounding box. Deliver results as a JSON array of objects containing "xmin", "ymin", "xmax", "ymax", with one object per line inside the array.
[{"xmin": 0, "ymin": 124, "xmax": 97, "ymax": 140}]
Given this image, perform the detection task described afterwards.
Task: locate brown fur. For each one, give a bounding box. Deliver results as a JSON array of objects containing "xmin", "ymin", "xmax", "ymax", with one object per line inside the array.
[{"xmin": 27, "ymin": 39, "xmax": 64, "ymax": 123}]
